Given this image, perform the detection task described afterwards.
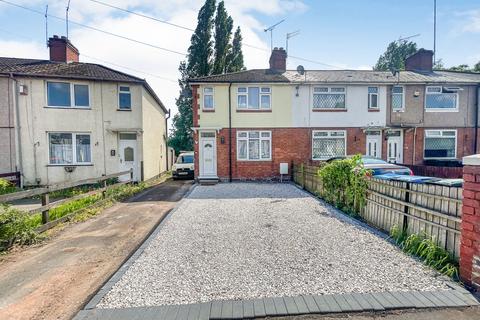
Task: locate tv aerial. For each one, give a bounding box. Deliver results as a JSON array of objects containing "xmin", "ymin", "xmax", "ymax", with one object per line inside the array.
[
  {"xmin": 286, "ymin": 30, "xmax": 300, "ymax": 55},
  {"xmin": 264, "ymin": 19, "xmax": 285, "ymax": 51}
]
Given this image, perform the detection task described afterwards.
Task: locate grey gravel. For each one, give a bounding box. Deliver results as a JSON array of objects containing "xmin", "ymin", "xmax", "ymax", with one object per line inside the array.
[{"xmin": 98, "ymin": 183, "xmax": 450, "ymax": 309}]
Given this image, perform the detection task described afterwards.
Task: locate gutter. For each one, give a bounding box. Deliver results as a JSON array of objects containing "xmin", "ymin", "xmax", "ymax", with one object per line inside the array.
[
  {"xmin": 165, "ymin": 109, "xmax": 171, "ymax": 171},
  {"xmin": 228, "ymin": 82, "xmax": 232, "ymax": 182}
]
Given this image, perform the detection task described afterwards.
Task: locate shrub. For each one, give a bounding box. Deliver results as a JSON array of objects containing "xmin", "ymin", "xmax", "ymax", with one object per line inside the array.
[
  {"xmin": 0, "ymin": 178, "xmax": 16, "ymax": 195},
  {"xmin": 317, "ymin": 155, "xmax": 369, "ymax": 215},
  {"xmin": 0, "ymin": 205, "xmax": 38, "ymax": 250},
  {"xmin": 390, "ymin": 225, "xmax": 458, "ymax": 279}
]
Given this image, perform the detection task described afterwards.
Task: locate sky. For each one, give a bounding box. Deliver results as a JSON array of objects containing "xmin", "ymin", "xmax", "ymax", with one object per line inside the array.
[{"xmin": 0, "ymin": 0, "xmax": 479, "ymax": 121}]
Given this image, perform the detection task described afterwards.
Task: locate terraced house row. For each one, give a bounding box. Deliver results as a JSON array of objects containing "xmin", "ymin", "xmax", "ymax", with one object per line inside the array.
[{"xmin": 190, "ymin": 48, "xmax": 480, "ymax": 181}]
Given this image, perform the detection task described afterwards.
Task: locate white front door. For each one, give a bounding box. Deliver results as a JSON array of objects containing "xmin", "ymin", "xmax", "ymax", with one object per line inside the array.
[
  {"xmin": 366, "ymin": 131, "xmax": 382, "ymax": 158},
  {"xmin": 387, "ymin": 130, "xmax": 403, "ymax": 164},
  {"xmin": 119, "ymin": 133, "xmax": 138, "ymax": 181},
  {"xmin": 199, "ymin": 132, "xmax": 217, "ymax": 178}
]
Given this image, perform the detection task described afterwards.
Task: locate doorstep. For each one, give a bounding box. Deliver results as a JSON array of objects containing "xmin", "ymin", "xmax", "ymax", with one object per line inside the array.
[{"xmin": 197, "ymin": 176, "xmax": 219, "ymax": 185}]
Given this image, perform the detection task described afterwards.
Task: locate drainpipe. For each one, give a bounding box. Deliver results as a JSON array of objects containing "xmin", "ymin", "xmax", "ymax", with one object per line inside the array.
[
  {"xmin": 228, "ymin": 82, "xmax": 232, "ymax": 182},
  {"xmin": 9, "ymin": 73, "xmax": 23, "ymax": 186},
  {"xmin": 474, "ymin": 85, "xmax": 479, "ymax": 154},
  {"xmin": 165, "ymin": 108, "xmax": 171, "ymax": 171}
]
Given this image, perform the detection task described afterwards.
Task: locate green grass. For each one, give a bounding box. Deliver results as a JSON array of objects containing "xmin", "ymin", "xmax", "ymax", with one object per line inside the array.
[
  {"xmin": 390, "ymin": 225, "xmax": 458, "ymax": 279},
  {"xmin": 0, "ymin": 178, "xmax": 17, "ymax": 195}
]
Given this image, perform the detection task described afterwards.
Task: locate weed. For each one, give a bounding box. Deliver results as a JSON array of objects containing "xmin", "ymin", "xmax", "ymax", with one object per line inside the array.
[
  {"xmin": 0, "ymin": 204, "xmax": 39, "ymax": 250},
  {"xmin": 0, "ymin": 179, "xmax": 17, "ymax": 195}
]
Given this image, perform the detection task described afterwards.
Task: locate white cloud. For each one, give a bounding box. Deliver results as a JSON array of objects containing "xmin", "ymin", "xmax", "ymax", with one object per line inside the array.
[{"xmin": 455, "ymin": 9, "xmax": 480, "ymax": 34}]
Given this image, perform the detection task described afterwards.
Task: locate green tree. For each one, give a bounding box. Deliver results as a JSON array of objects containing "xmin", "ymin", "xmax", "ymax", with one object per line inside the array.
[
  {"xmin": 169, "ymin": 0, "xmax": 216, "ymax": 153},
  {"xmin": 225, "ymin": 26, "xmax": 245, "ymax": 73},
  {"xmin": 448, "ymin": 64, "xmax": 470, "ymax": 72},
  {"xmin": 474, "ymin": 61, "xmax": 480, "ymax": 72},
  {"xmin": 212, "ymin": 1, "xmax": 233, "ymax": 74},
  {"xmin": 374, "ymin": 40, "xmax": 417, "ymax": 71}
]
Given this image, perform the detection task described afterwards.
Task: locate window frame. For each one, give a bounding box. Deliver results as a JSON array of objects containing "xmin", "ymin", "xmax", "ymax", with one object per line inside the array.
[
  {"xmin": 391, "ymin": 85, "xmax": 405, "ymax": 112},
  {"xmin": 236, "ymin": 130, "xmax": 272, "ymax": 161},
  {"xmin": 118, "ymin": 85, "xmax": 132, "ymax": 111},
  {"xmin": 311, "ymin": 130, "xmax": 347, "ymax": 160},
  {"xmin": 424, "ymin": 129, "xmax": 457, "ymax": 160},
  {"xmin": 46, "ymin": 81, "xmax": 91, "ymax": 109},
  {"xmin": 236, "ymin": 86, "xmax": 272, "ymax": 110},
  {"xmin": 368, "ymin": 86, "xmax": 379, "ymax": 110},
  {"xmin": 48, "ymin": 132, "xmax": 93, "ymax": 166},
  {"xmin": 424, "ymin": 86, "xmax": 459, "ymax": 112},
  {"xmin": 312, "ymin": 86, "xmax": 347, "ymax": 110},
  {"xmin": 202, "ymin": 86, "xmax": 215, "ymax": 111}
]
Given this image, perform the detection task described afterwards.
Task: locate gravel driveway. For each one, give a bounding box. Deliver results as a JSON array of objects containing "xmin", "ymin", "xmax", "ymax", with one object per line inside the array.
[{"xmin": 98, "ymin": 183, "xmax": 450, "ymax": 309}]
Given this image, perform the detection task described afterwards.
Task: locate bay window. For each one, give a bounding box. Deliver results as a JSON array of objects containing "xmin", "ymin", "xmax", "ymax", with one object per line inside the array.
[
  {"xmin": 312, "ymin": 130, "xmax": 346, "ymax": 160},
  {"xmin": 313, "ymin": 87, "xmax": 346, "ymax": 109},
  {"xmin": 47, "ymin": 82, "xmax": 89, "ymax": 108},
  {"xmin": 424, "ymin": 130, "xmax": 456, "ymax": 159},
  {"xmin": 425, "ymin": 86, "xmax": 458, "ymax": 110},
  {"xmin": 237, "ymin": 86, "xmax": 271, "ymax": 110},
  {"xmin": 49, "ymin": 132, "xmax": 92, "ymax": 165},
  {"xmin": 237, "ymin": 131, "xmax": 271, "ymax": 160}
]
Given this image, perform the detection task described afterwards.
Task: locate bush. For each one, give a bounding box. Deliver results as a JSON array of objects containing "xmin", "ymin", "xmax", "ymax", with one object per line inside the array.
[
  {"xmin": 390, "ymin": 225, "xmax": 458, "ymax": 279},
  {"xmin": 317, "ymin": 155, "xmax": 369, "ymax": 215},
  {"xmin": 0, "ymin": 205, "xmax": 38, "ymax": 250},
  {"xmin": 0, "ymin": 178, "xmax": 16, "ymax": 195}
]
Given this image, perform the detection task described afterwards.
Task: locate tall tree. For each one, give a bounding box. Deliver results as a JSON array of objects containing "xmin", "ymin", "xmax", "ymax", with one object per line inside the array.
[
  {"xmin": 475, "ymin": 61, "xmax": 480, "ymax": 72},
  {"xmin": 169, "ymin": 0, "xmax": 216, "ymax": 153},
  {"xmin": 374, "ymin": 40, "xmax": 417, "ymax": 71},
  {"xmin": 225, "ymin": 26, "xmax": 245, "ymax": 73},
  {"xmin": 212, "ymin": 1, "xmax": 233, "ymax": 74}
]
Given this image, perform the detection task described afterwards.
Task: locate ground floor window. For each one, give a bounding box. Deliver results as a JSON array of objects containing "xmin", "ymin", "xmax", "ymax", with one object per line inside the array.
[
  {"xmin": 237, "ymin": 131, "xmax": 271, "ymax": 160},
  {"xmin": 424, "ymin": 130, "xmax": 456, "ymax": 159},
  {"xmin": 312, "ymin": 130, "xmax": 346, "ymax": 160},
  {"xmin": 49, "ymin": 132, "xmax": 92, "ymax": 165}
]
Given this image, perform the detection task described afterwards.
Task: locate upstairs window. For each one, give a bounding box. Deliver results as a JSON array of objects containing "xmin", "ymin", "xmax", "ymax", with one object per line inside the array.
[
  {"xmin": 203, "ymin": 87, "xmax": 214, "ymax": 110},
  {"xmin": 368, "ymin": 87, "xmax": 379, "ymax": 109},
  {"xmin": 237, "ymin": 86, "xmax": 271, "ymax": 110},
  {"xmin": 313, "ymin": 87, "xmax": 346, "ymax": 109},
  {"xmin": 424, "ymin": 130, "xmax": 456, "ymax": 159},
  {"xmin": 47, "ymin": 82, "xmax": 89, "ymax": 108},
  {"xmin": 49, "ymin": 132, "xmax": 92, "ymax": 165},
  {"xmin": 392, "ymin": 86, "xmax": 404, "ymax": 111},
  {"xmin": 425, "ymin": 86, "xmax": 458, "ymax": 110},
  {"xmin": 312, "ymin": 130, "xmax": 346, "ymax": 160},
  {"xmin": 237, "ymin": 131, "xmax": 271, "ymax": 160},
  {"xmin": 119, "ymin": 86, "xmax": 131, "ymax": 110}
]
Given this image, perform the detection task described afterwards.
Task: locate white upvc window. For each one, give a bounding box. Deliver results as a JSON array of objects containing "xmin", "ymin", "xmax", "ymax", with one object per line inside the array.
[
  {"xmin": 392, "ymin": 86, "xmax": 404, "ymax": 111},
  {"xmin": 237, "ymin": 86, "xmax": 271, "ymax": 110},
  {"xmin": 203, "ymin": 87, "xmax": 214, "ymax": 110},
  {"xmin": 118, "ymin": 85, "xmax": 132, "ymax": 110},
  {"xmin": 237, "ymin": 131, "xmax": 271, "ymax": 160},
  {"xmin": 424, "ymin": 129, "xmax": 457, "ymax": 159},
  {"xmin": 46, "ymin": 81, "xmax": 90, "ymax": 108},
  {"xmin": 48, "ymin": 132, "xmax": 92, "ymax": 165},
  {"xmin": 312, "ymin": 87, "xmax": 346, "ymax": 109},
  {"xmin": 312, "ymin": 130, "xmax": 346, "ymax": 160},
  {"xmin": 425, "ymin": 86, "xmax": 458, "ymax": 111},
  {"xmin": 368, "ymin": 86, "xmax": 379, "ymax": 109}
]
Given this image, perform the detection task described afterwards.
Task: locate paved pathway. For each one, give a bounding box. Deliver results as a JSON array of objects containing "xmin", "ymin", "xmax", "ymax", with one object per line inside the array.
[{"xmin": 76, "ymin": 183, "xmax": 479, "ymax": 319}]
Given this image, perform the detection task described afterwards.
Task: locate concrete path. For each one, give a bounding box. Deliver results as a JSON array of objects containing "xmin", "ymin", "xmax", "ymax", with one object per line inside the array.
[
  {"xmin": 0, "ymin": 179, "xmax": 193, "ymax": 320},
  {"xmin": 77, "ymin": 183, "xmax": 479, "ymax": 319}
]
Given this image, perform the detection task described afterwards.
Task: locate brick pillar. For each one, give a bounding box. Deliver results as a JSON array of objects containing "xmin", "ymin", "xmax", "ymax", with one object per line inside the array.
[{"xmin": 461, "ymin": 155, "xmax": 480, "ymax": 290}]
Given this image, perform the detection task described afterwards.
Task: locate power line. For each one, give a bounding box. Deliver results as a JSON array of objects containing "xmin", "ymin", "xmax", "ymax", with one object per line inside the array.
[
  {"xmin": 0, "ymin": 27, "xmax": 178, "ymax": 83},
  {"xmin": 0, "ymin": 0, "xmax": 187, "ymax": 56}
]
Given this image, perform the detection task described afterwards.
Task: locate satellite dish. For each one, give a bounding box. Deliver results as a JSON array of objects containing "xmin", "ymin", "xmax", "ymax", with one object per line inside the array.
[{"xmin": 297, "ymin": 65, "xmax": 305, "ymax": 75}]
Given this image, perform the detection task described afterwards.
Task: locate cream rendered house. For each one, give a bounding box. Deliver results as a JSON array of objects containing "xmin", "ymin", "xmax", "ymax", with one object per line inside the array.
[{"xmin": 0, "ymin": 36, "xmax": 169, "ymax": 186}]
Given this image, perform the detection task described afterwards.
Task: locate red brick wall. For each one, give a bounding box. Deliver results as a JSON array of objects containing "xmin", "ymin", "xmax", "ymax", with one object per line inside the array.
[{"xmin": 460, "ymin": 163, "xmax": 480, "ymax": 290}]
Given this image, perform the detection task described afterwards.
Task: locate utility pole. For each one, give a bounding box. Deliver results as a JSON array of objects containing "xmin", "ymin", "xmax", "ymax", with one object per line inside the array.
[
  {"xmin": 433, "ymin": 0, "xmax": 437, "ymax": 64},
  {"xmin": 264, "ymin": 19, "xmax": 285, "ymax": 51},
  {"xmin": 45, "ymin": 5, "xmax": 48, "ymax": 47},
  {"xmin": 66, "ymin": 0, "xmax": 71, "ymax": 39}
]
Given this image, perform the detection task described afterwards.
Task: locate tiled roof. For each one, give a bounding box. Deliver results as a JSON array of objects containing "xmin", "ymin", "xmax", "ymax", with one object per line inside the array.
[
  {"xmin": 0, "ymin": 57, "xmax": 144, "ymax": 82},
  {"xmin": 190, "ymin": 69, "xmax": 480, "ymax": 84},
  {"xmin": 0, "ymin": 57, "xmax": 167, "ymax": 113}
]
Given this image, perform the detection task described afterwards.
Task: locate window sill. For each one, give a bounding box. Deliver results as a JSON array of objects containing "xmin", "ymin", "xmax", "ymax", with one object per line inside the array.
[
  {"xmin": 312, "ymin": 109, "xmax": 347, "ymax": 112},
  {"xmin": 392, "ymin": 109, "xmax": 405, "ymax": 113},
  {"xmin": 202, "ymin": 109, "xmax": 215, "ymax": 112},
  {"xmin": 47, "ymin": 164, "xmax": 94, "ymax": 167},
  {"xmin": 236, "ymin": 159, "xmax": 272, "ymax": 162},
  {"xmin": 236, "ymin": 109, "xmax": 272, "ymax": 113},
  {"xmin": 117, "ymin": 108, "xmax": 132, "ymax": 112},
  {"xmin": 45, "ymin": 106, "xmax": 91, "ymax": 110},
  {"xmin": 368, "ymin": 109, "xmax": 380, "ymax": 112},
  {"xmin": 425, "ymin": 108, "xmax": 459, "ymax": 112}
]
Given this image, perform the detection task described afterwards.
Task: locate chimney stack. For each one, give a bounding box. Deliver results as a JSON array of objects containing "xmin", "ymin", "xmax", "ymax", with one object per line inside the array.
[
  {"xmin": 405, "ymin": 49, "xmax": 433, "ymax": 72},
  {"xmin": 269, "ymin": 47, "xmax": 287, "ymax": 72},
  {"xmin": 48, "ymin": 35, "xmax": 79, "ymax": 63}
]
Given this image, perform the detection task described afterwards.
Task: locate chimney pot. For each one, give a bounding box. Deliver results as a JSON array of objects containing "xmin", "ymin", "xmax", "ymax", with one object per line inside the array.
[
  {"xmin": 405, "ymin": 49, "xmax": 433, "ymax": 72},
  {"xmin": 269, "ymin": 47, "xmax": 287, "ymax": 73},
  {"xmin": 48, "ymin": 35, "xmax": 79, "ymax": 63}
]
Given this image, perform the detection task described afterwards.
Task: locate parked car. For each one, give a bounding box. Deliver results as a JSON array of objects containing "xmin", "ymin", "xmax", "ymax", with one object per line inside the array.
[
  {"xmin": 326, "ymin": 156, "xmax": 413, "ymax": 176},
  {"xmin": 172, "ymin": 151, "xmax": 194, "ymax": 179}
]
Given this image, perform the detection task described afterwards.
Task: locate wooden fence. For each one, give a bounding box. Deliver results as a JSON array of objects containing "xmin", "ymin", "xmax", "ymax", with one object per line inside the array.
[
  {"xmin": 0, "ymin": 170, "xmax": 133, "ymax": 233},
  {"xmin": 0, "ymin": 171, "xmax": 21, "ymax": 187},
  {"xmin": 293, "ymin": 164, "xmax": 463, "ymax": 259}
]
